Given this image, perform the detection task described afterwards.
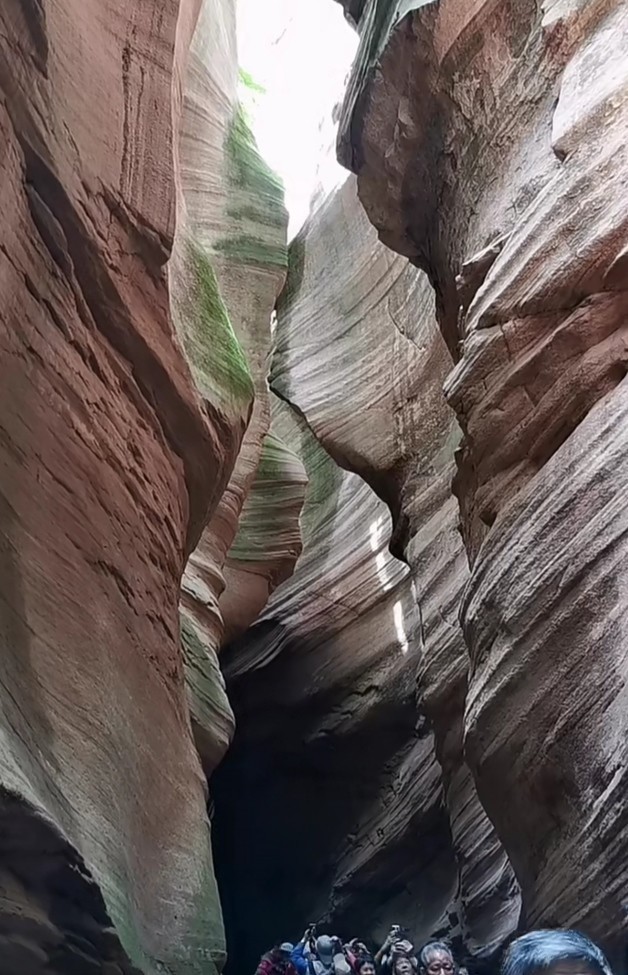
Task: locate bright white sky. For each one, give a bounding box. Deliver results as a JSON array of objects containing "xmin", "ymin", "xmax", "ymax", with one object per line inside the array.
[{"xmin": 237, "ymin": 0, "xmax": 358, "ymax": 237}]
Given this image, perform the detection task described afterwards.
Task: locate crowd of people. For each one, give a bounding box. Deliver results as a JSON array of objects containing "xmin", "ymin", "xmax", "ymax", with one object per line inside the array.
[{"xmin": 255, "ymin": 926, "xmax": 613, "ymax": 975}]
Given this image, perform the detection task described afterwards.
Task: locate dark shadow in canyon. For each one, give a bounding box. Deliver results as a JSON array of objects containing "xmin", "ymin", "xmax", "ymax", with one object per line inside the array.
[
  {"xmin": 213, "ymin": 620, "xmax": 459, "ymax": 975},
  {"xmin": 0, "ymin": 788, "xmax": 141, "ymax": 974}
]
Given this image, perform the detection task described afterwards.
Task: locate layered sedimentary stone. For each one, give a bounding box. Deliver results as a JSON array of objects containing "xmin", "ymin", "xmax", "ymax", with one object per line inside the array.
[
  {"xmin": 0, "ymin": 792, "xmax": 144, "ymax": 975},
  {"xmin": 220, "ymin": 428, "xmax": 308, "ymax": 646},
  {"xmin": 173, "ymin": 0, "xmax": 294, "ymax": 772},
  {"xmin": 339, "ymin": 0, "xmax": 628, "ymax": 960},
  {"xmin": 215, "ymin": 397, "xmax": 459, "ymax": 974},
  {"xmin": 272, "ymin": 176, "xmax": 519, "ymax": 960},
  {"xmin": 0, "ymin": 0, "xmax": 226, "ymax": 971}
]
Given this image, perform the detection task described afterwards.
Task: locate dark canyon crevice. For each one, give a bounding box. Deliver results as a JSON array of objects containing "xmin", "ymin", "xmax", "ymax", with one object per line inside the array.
[{"xmin": 212, "ymin": 171, "xmax": 521, "ymax": 972}]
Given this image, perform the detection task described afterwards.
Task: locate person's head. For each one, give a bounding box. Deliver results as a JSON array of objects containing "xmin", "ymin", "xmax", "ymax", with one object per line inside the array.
[
  {"xmin": 269, "ymin": 945, "xmax": 294, "ymax": 966},
  {"xmin": 394, "ymin": 956, "xmax": 415, "ymax": 975},
  {"xmin": 356, "ymin": 957, "xmax": 376, "ymax": 975},
  {"xmin": 501, "ymin": 931, "xmax": 612, "ymax": 975},
  {"xmin": 419, "ymin": 943, "xmax": 456, "ymax": 975},
  {"xmin": 350, "ymin": 942, "xmax": 369, "ymax": 956},
  {"xmin": 316, "ymin": 935, "xmax": 335, "ymax": 967},
  {"xmin": 393, "ymin": 941, "xmax": 414, "ymax": 957}
]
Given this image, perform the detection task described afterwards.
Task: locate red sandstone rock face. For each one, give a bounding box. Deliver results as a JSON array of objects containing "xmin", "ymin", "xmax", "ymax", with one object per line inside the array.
[
  {"xmin": 339, "ymin": 0, "xmax": 628, "ymax": 962},
  {"xmin": 0, "ymin": 0, "xmax": 227, "ymax": 971}
]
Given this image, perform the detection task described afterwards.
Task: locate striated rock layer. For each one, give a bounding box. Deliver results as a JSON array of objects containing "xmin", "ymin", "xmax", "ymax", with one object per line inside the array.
[
  {"xmin": 214, "ymin": 169, "xmax": 519, "ymax": 970},
  {"xmin": 173, "ymin": 0, "xmax": 296, "ymax": 776},
  {"xmin": 215, "ymin": 394, "xmax": 460, "ymax": 974},
  {"xmin": 271, "ymin": 176, "xmax": 519, "ymax": 961},
  {"xmin": 339, "ymin": 0, "xmax": 628, "ymax": 962},
  {"xmin": 0, "ymin": 0, "xmax": 299, "ymax": 968}
]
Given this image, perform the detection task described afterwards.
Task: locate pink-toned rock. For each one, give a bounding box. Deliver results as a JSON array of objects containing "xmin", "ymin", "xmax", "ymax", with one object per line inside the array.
[
  {"xmin": 339, "ymin": 0, "xmax": 628, "ymax": 961},
  {"xmin": 0, "ymin": 0, "xmax": 228, "ymax": 970}
]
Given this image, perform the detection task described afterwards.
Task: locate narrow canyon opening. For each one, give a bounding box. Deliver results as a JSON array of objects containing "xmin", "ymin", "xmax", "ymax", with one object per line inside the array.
[{"xmin": 0, "ymin": 1, "xmax": 627, "ymax": 974}]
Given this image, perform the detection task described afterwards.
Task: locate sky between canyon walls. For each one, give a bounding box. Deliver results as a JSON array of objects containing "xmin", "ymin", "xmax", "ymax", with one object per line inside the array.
[{"xmin": 237, "ymin": 0, "xmax": 358, "ymax": 237}]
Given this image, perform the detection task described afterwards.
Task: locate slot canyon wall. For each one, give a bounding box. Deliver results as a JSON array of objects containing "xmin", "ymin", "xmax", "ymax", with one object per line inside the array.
[
  {"xmin": 214, "ymin": 174, "xmax": 519, "ymax": 973},
  {"xmin": 335, "ymin": 0, "xmax": 628, "ymax": 965},
  {"xmin": 0, "ymin": 0, "xmax": 627, "ymax": 974},
  {"xmin": 0, "ymin": 0, "xmax": 222, "ymax": 970},
  {"xmin": 0, "ymin": 0, "xmax": 302, "ymax": 971}
]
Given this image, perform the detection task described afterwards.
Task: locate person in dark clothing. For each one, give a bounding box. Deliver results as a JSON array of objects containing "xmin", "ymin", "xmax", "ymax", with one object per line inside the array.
[
  {"xmin": 354, "ymin": 957, "xmax": 376, "ymax": 975},
  {"xmin": 256, "ymin": 943, "xmax": 297, "ymax": 975},
  {"xmin": 291, "ymin": 928, "xmax": 350, "ymax": 975},
  {"xmin": 501, "ymin": 931, "xmax": 612, "ymax": 975}
]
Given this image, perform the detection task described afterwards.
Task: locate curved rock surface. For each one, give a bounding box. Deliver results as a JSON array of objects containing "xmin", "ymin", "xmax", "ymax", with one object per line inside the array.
[
  {"xmin": 271, "ymin": 176, "xmax": 519, "ymax": 960},
  {"xmin": 215, "ymin": 395, "xmax": 460, "ymax": 974},
  {"xmin": 173, "ymin": 0, "xmax": 293, "ymax": 775},
  {"xmin": 0, "ymin": 793, "xmax": 144, "ymax": 975},
  {"xmin": 339, "ymin": 0, "xmax": 628, "ymax": 962},
  {"xmin": 0, "ymin": 0, "xmax": 226, "ymax": 971},
  {"xmin": 5, "ymin": 0, "xmax": 625, "ymax": 970},
  {"xmin": 221, "ymin": 427, "xmax": 308, "ymax": 646}
]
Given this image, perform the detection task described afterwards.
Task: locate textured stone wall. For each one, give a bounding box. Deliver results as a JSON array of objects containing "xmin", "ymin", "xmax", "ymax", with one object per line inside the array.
[
  {"xmin": 0, "ymin": 0, "xmax": 299, "ymax": 971},
  {"xmin": 216, "ymin": 393, "xmax": 456, "ymax": 974},
  {"xmin": 4, "ymin": 0, "xmax": 625, "ymax": 970},
  {"xmin": 273, "ymin": 176, "xmax": 519, "ymax": 960},
  {"xmin": 338, "ymin": 0, "xmax": 628, "ymax": 963},
  {"xmin": 0, "ymin": 0, "xmax": 224, "ymax": 970},
  {"xmin": 172, "ymin": 0, "xmax": 301, "ymax": 777}
]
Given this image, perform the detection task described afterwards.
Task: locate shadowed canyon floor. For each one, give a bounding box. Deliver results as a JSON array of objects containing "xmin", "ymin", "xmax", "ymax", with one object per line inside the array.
[{"xmin": 0, "ymin": 0, "xmax": 627, "ymax": 973}]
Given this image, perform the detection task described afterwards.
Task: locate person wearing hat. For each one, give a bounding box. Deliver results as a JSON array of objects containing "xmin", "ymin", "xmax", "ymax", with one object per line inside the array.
[
  {"xmin": 256, "ymin": 941, "xmax": 298, "ymax": 975},
  {"xmin": 291, "ymin": 927, "xmax": 351, "ymax": 975}
]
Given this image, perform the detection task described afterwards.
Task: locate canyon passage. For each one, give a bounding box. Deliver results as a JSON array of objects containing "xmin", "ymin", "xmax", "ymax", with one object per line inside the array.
[{"xmin": 0, "ymin": 0, "xmax": 627, "ymax": 974}]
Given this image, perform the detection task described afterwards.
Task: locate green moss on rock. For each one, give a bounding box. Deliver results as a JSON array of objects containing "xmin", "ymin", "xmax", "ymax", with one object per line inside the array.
[
  {"xmin": 238, "ymin": 67, "xmax": 266, "ymax": 95},
  {"xmin": 214, "ymin": 233, "xmax": 287, "ymax": 269},
  {"xmin": 226, "ymin": 104, "xmax": 284, "ymax": 204},
  {"xmin": 216, "ymin": 103, "xmax": 288, "ymax": 271},
  {"xmin": 229, "ymin": 430, "xmax": 306, "ymax": 562},
  {"xmin": 183, "ymin": 238, "xmax": 254, "ymax": 411}
]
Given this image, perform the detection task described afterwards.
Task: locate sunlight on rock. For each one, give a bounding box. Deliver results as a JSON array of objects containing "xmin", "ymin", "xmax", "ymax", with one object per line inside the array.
[{"xmin": 393, "ymin": 599, "xmax": 409, "ymax": 654}]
